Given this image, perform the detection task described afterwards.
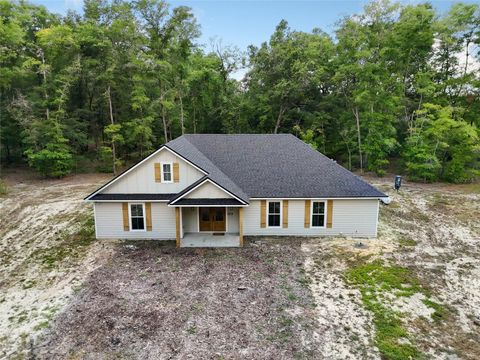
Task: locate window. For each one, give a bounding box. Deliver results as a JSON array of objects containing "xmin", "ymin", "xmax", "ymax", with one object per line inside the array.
[
  {"xmin": 311, "ymin": 201, "xmax": 325, "ymax": 227},
  {"xmin": 162, "ymin": 162, "xmax": 172, "ymax": 183},
  {"xmin": 130, "ymin": 203, "xmax": 145, "ymax": 231},
  {"xmin": 268, "ymin": 201, "xmax": 281, "ymax": 227}
]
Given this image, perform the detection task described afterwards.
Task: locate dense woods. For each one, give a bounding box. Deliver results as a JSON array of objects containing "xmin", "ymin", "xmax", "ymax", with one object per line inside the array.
[{"xmin": 1, "ymin": 0, "xmax": 479, "ymax": 182}]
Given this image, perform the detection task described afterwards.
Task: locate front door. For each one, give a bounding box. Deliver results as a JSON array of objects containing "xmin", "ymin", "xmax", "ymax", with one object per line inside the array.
[{"xmin": 199, "ymin": 207, "xmax": 226, "ymax": 232}]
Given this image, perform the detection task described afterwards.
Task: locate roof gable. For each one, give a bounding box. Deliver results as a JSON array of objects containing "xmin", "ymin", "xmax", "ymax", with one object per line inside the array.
[
  {"xmin": 84, "ymin": 146, "xmax": 207, "ymax": 201},
  {"xmin": 170, "ymin": 178, "xmax": 247, "ymax": 205}
]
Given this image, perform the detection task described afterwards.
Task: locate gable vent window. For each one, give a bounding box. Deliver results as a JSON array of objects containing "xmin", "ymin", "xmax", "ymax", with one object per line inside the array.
[
  {"xmin": 268, "ymin": 201, "xmax": 281, "ymax": 227},
  {"xmin": 162, "ymin": 162, "xmax": 172, "ymax": 183},
  {"xmin": 311, "ymin": 201, "xmax": 325, "ymax": 227},
  {"xmin": 130, "ymin": 204, "xmax": 145, "ymax": 231}
]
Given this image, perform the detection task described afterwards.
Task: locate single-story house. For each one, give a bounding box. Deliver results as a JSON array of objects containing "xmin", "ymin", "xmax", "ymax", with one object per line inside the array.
[{"xmin": 85, "ymin": 134, "xmax": 386, "ymax": 247}]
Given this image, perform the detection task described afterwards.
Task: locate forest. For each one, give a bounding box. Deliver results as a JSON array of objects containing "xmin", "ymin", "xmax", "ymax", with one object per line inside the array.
[{"xmin": 0, "ymin": 0, "xmax": 479, "ymax": 182}]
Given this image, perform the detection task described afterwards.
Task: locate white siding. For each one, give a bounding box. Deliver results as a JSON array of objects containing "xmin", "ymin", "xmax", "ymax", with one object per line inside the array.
[
  {"xmin": 243, "ymin": 199, "xmax": 379, "ymax": 237},
  {"xmin": 185, "ymin": 181, "xmax": 233, "ymax": 199},
  {"xmin": 227, "ymin": 207, "xmax": 239, "ymax": 233},
  {"xmin": 182, "ymin": 207, "xmax": 198, "ymax": 232},
  {"xmin": 103, "ymin": 149, "xmax": 204, "ymax": 194},
  {"xmin": 94, "ymin": 202, "xmax": 176, "ymax": 240}
]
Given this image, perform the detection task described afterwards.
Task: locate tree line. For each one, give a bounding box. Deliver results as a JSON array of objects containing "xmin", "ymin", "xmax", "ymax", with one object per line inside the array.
[{"xmin": 1, "ymin": 0, "xmax": 479, "ymax": 182}]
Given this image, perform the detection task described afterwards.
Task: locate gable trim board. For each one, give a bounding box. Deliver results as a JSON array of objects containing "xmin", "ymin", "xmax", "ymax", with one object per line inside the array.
[
  {"xmin": 169, "ymin": 178, "xmax": 248, "ymax": 206},
  {"xmin": 84, "ymin": 145, "xmax": 207, "ymax": 201}
]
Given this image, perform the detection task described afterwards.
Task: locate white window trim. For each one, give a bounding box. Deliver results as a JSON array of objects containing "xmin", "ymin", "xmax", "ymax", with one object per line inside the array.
[
  {"xmin": 129, "ymin": 202, "xmax": 146, "ymax": 232},
  {"xmin": 310, "ymin": 200, "xmax": 326, "ymax": 229},
  {"xmin": 161, "ymin": 161, "xmax": 173, "ymax": 183},
  {"xmin": 267, "ymin": 200, "xmax": 282, "ymax": 228}
]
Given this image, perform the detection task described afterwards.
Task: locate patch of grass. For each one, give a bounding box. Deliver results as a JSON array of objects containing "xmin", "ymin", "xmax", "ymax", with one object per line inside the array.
[
  {"xmin": 191, "ymin": 303, "xmax": 204, "ymax": 313},
  {"xmin": 22, "ymin": 279, "xmax": 37, "ymax": 289},
  {"xmin": 456, "ymin": 183, "xmax": 480, "ymax": 194},
  {"xmin": 346, "ymin": 260, "xmax": 424, "ymax": 359},
  {"xmin": 422, "ymin": 299, "xmax": 446, "ymax": 322},
  {"xmin": 0, "ymin": 179, "xmax": 7, "ymax": 195},
  {"xmin": 398, "ymin": 238, "xmax": 417, "ymax": 247},
  {"xmin": 267, "ymin": 315, "xmax": 294, "ymax": 343},
  {"xmin": 187, "ymin": 325, "xmax": 197, "ymax": 334},
  {"xmin": 33, "ymin": 320, "xmax": 50, "ymax": 331},
  {"xmin": 31, "ymin": 212, "xmax": 95, "ymax": 269}
]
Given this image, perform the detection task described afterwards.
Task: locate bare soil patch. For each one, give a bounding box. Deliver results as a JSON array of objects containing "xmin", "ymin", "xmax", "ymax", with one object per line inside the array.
[
  {"xmin": 34, "ymin": 239, "xmax": 320, "ymax": 359},
  {"xmin": 0, "ymin": 170, "xmax": 115, "ymax": 358},
  {"xmin": 302, "ymin": 176, "xmax": 480, "ymax": 360}
]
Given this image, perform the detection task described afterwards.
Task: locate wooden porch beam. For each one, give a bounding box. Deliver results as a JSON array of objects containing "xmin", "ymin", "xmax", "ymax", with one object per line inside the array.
[
  {"xmin": 239, "ymin": 207, "xmax": 244, "ymax": 247},
  {"xmin": 175, "ymin": 207, "xmax": 181, "ymax": 248}
]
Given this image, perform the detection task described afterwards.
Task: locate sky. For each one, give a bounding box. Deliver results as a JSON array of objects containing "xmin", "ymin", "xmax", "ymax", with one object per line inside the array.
[{"xmin": 31, "ymin": 0, "xmax": 477, "ymax": 51}]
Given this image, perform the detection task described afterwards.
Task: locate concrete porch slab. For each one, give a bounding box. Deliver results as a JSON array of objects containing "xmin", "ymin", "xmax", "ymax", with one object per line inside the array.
[{"xmin": 180, "ymin": 232, "xmax": 240, "ymax": 248}]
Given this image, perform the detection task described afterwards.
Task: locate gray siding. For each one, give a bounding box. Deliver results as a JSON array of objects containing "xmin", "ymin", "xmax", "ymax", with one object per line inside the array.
[
  {"xmin": 94, "ymin": 202, "xmax": 176, "ymax": 240},
  {"xmin": 243, "ymin": 199, "xmax": 378, "ymax": 237}
]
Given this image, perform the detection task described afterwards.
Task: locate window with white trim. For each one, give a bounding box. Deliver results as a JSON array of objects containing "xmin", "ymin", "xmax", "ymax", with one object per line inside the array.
[
  {"xmin": 311, "ymin": 201, "xmax": 325, "ymax": 227},
  {"xmin": 130, "ymin": 203, "xmax": 145, "ymax": 230},
  {"xmin": 268, "ymin": 201, "xmax": 281, "ymax": 227},
  {"xmin": 162, "ymin": 162, "xmax": 172, "ymax": 183}
]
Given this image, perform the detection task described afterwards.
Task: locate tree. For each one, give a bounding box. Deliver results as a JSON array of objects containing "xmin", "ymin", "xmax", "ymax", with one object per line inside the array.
[{"xmin": 403, "ymin": 103, "xmax": 480, "ymax": 182}]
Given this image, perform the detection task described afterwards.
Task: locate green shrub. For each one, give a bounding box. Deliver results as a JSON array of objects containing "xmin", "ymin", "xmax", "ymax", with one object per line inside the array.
[{"xmin": 25, "ymin": 144, "xmax": 73, "ymax": 178}]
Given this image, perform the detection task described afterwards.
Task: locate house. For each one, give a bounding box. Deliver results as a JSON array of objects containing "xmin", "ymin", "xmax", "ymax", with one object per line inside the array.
[{"xmin": 85, "ymin": 134, "xmax": 386, "ymax": 247}]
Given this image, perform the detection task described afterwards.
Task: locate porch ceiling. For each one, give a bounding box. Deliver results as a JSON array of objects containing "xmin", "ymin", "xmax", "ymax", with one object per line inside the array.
[{"xmin": 172, "ymin": 198, "xmax": 245, "ymax": 206}]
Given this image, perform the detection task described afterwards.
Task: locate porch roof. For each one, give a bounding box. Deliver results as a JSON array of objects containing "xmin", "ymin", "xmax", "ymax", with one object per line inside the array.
[{"xmin": 171, "ymin": 198, "xmax": 245, "ymax": 206}]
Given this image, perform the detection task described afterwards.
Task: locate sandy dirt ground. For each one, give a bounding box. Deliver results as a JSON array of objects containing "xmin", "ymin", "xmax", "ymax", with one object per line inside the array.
[
  {"xmin": 0, "ymin": 170, "xmax": 116, "ymax": 358},
  {"xmin": 1, "ymin": 170, "xmax": 479, "ymax": 359},
  {"xmin": 301, "ymin": 177, "xmax": 480, "ymax": 359}
]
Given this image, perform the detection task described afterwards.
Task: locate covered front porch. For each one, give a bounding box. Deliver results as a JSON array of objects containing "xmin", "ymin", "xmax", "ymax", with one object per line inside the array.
[{"xmin": 172, "ymin": 201, "xmax": 245, "ymax": 248}]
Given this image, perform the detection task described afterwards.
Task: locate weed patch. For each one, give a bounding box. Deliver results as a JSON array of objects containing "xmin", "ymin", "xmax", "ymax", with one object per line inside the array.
[
  {"xmin": 30, "ymin": 212, "xmax": 95, "ymax": 269},
  {"xmin": 346, "ymin": 260, "xmax": 440, "ymax": 360},
  {"xmin": 398, "ymin": 238, "xmax": 417, "ymax": 247},
  {"xmin": 0, "ymin": 179, "xmax": 7, "ymax": 195},
  {"xmin": 422, "ymin": 299, "xmax": 446, "ymax": 322}
]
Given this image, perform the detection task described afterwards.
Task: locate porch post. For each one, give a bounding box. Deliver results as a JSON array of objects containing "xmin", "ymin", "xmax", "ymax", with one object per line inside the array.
[
  {"xmin": 239, "ymin": 207, "xmax": 244, "ymax": 247},
  {"xmin": 175, "ymin": 207, "xmax": 181, "ymax": 248}
]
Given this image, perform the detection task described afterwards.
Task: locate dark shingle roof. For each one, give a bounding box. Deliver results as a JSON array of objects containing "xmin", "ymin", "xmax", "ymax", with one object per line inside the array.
[
  {"xmin": 167, "ymin": 137, "xmax": 249, "ymax": 202},
  {"xmin": 173, "ymin": 198, "xmax": 244, "ymax": 206},
  {"xmin": 90, "ymin": 193, "xmax": 175, "ymax": 201},
  {"xmin": 167, "ymin": 134, "xmax": 385, "ymax": 199}
]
